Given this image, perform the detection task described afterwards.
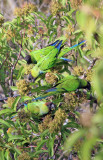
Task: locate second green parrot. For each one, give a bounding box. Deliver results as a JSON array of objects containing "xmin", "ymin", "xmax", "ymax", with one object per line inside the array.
[
  {"xmin": 32, "ymin": 75, "xmax": 91, "ymax": 101},
  {"xmin": 24, "ymin": 101, "xmax": 55, "ymax": 116}
]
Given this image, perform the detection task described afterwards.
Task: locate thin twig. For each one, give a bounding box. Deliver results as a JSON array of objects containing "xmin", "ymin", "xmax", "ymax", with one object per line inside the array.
[
  {"xmin": 83, "ymin": 55, "xmax": 92, "ymax": 64},
  {"xmin": 58, "ymin": 150, "xmax": 68, "ymax": 160},
  {"xmin": 51, "ymin": 136, "xmax": 62, "ymax": 160},
  {"xmin": 0, "ymin": 53, "xmax": 9, "ymax": 69},
  {"xmin": 88, "ymin": 58, "xmax": 98, "ymax": 70},
  {"xmin": 10, "ymin": 45, "xmax": 22, "ymax": 87}
]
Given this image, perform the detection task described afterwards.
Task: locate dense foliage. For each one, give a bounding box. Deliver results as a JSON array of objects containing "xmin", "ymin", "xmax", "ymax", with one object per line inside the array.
[{"xmin": 0, "ymin": 0, "xmax": 103, "ymax": 159}]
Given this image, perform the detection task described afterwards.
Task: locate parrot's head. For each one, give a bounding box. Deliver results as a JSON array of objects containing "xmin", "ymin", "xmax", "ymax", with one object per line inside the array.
[
  {"xmin": 31, "ymin": 66, "xmax": 41, "ymax": 78},
  {"xmin": 46, "ymin": 102, "xmax": 56, "ymax": 111},
  {"xmin": 25, "ymin": 55, "xmax": 32, "ymax": 64}
]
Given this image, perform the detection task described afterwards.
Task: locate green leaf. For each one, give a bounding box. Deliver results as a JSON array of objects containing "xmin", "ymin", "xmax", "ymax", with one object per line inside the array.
[
  {"xmin": 31, "ymin": 150, "xmax": 48, "ymax": 158},
  {"xmin": 17, "ymin": 66, "xmax": 25, "ymax": 80},
  {"xmin": 8, "ymin": 135, "xmax": 24, "ymax": 142},
  {"xmin": 81, "ymin": 137, "xmax": 97, "ymax": 160},
  {"xmin": 36, "ymin": 139, "xmax": 48, "ymax": 151},
  {"xmin": 48, "ymin": 135, "xmax": 55, "ymax": 157},
  {"xmin": 0, "ymin": 109, "xmax": 15, "ymax": 115},
  {"xmin": 63, "ymin": 122, "xmax": 80, "ymax": 129},
  {"xmin": 12, "ymin": 96, "xmax": 20, "ymax": 111},
  {"xmin": 10, "ymin": 86, "xmax": 18, "ymax": 91},
  {"xmin": 61, "ymin": 16, "xmax": 72, "ymax": 25},
  {"xmin": 0, "ymin": 119, "xmax": 11, "ymax": 127},
  {"xmin": 20, "ymin": 96, "xmax": 32, "ymax": 103},
  {"xmin": 64, "ymin": 129, "xmax": 85, "ymax": 153},
  {"xmin": 0, "ymin": 150, "xmax": 5, "ymax": 160}
]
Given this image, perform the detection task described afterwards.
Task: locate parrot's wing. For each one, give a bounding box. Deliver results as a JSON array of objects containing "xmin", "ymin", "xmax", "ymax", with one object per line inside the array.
[{"xmin": 36, "ymin": 40, "xmax": 63, "ymax": 68}]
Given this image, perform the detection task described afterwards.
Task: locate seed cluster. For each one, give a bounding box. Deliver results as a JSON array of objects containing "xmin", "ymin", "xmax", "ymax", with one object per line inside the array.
[
  {"xmin": 73, "ymin": 66, "xmax": 84, "ymax": 76},
  {"xmin": 45, "ymin": 72, "xmax": 58, "ymax": 85},
  {"xmin": 50, "ymin": 0, "xmax": 62, "ymax": 16},
  {"xmin": 6, "ymin": 97, "xmax": 15, "ymax": 108},
  {"xmin": 38, "ymin": 115, "xmax": 52, "ymax": 132},
  {"xmin": 64, "ymin": 91, "xmax": 87, "ymax": 111},
  {"xmin": 24, "ymin": 64, "xmax": 34, "ymax": 75},
  {"xmin": 14, "ymin": 3, "xmax": 37, "ymax": 17},
  {"xmin": 16, "ymin": 79, "xmax": 31, "ymax": 95},
  {"xmin": 18, "ymin": 151, "xmax": 30, "ymax": 160},
  {"xmin": 18, "ymin": 110, "xmax": 31, "ymax": 123},
  {"xmin": 70, "ymin": 0, "xmax": 82, "ymax": 9},
  {"xmin": 39, "ymin": 108, "xmax": 67, "ymax": 133}
]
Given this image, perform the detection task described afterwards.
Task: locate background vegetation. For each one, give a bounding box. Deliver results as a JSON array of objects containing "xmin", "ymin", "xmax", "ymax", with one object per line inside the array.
[{"xmin": 0, "ymin": 0, "xmax": 103, "ymax": 159}]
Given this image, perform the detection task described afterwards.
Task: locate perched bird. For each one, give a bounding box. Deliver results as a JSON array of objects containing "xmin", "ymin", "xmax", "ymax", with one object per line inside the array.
[
  {"xmin": 24, "ymin": 101, "xmax": 55, "ymax": 116},
  {"xmin": 25, "ymin": 40, "xmax": 85, "ymax": 64},
  {"xmin": 31, "ymin": 40, "xmax": 85, "ymax": 78},
  {"xmin": 25, "ymin": 40, "xmax": 60, "ymax": 64},
  {"xmin": 32, "ymin": 75, "xmax": 91, "ymax": 101},
  {"xmin": 31, "ymin": 40, "xmax": 63, "ymax": 78}
]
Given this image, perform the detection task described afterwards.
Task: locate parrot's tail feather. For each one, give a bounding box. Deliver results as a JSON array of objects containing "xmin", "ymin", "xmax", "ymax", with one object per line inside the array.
[
  {"xmin": 49, "ymin": 40, "xmax": 59, "ymax": 46},
  {"xmin": 70, "ymin": 40, "xmax": 86, "ymax": 49},
  {"xmin": 60, "ymin": 57, "xmax": 73, "ymax": 62},
  {"xmin": 32, "ymin": 95, "xmax": 49, "ymax": 101},
  {"xmin": 32, "ymin": 89, "xmax": 58, "ymax": 101},
  {"xmin": 46, "ymin": 88, "xmax": 57, "ymax": 93},
  {"xmin": 56, "ymin": 40, "xmax": 63, "ymax": 50},
  {"xmin": 78, "ymin": 40, "xmax": 86, "ymax": 45}
]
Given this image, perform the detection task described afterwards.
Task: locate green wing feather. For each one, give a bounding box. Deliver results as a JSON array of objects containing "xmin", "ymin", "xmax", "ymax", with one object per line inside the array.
[{"xmin": 30, "ymin": 46, "xmax": 55, "ymax": 63}]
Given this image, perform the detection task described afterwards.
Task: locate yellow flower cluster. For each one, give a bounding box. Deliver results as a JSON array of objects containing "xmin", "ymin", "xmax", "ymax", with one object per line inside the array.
[
  {"xmin": 45, "ymin": 72, "xmax": 58, "ymax": 85},
  {"xmin": 18, "ymin": 110, "xmax": 31, "ymax": 123},
  {"xmin": 50, "ymin": 0, "xmax": 62, "ymax": 16},
  {"xmin": 14, "ymin": 3, "xmax": 37, "ymax": 17},
  {"xmin": 6, "ymin": 28, "xmax": 16, "ymax": 42},
  {"xmin": 6, "ymin": 97, "xmax": 15, "ymax": 108},
  {"xmin": 66, "ymin": 25, "xmax": 74, "ymax": 33},
  {"xmin": 39, "ymin": 109, "xmax": 67, "ymax": 133},
  {"xmin": 16, "ymin": 79, "xmax": 31, "ymax": 95},
  {"xmin": 18, "ymin": 151, "xmax": 30, "ymax": 160},
  {"xmin": 86, "ymin": 69, "xmax": 93, "ymax": 82},
  {"xmin": 24, "ymin": 64, "xmax": 34, "ymax": 75},
  {"xmin": 49, "ymin": 108, "xmax": 67, "ymax": 133},
  {"xmin": 70, "ymin": 0, "xmax": 82, "ymax": 9},
  {"xmin": 64, "ymin": 91, "xmax": 87, "ymax": 111},
  {"xmin": 73, "ymin": 66, "xmax": 84, "ymax": 76},
  {"xmin": 38, "ymin": 115, "xmax": 52, "ymax": 132}
]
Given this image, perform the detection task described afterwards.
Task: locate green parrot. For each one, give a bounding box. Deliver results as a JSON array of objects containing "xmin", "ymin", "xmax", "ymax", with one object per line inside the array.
[
  {"xmin": 32, "ymin": 75, "xmax": 91, "ymax": 101},
  {"xmin": 25, "ymin": 40, "xmax": 60, "ymax": 64},
  {"xmin": 24, "ymin": 101, "xmax": 55, "ymax": 116},
  {"xmin": 31, "ymin": 40, "xmax": 86, "ymax": 78},
  {"xmin": 25, "ymin": 40, "xmax": 85, "ymax": 64},
  {"xmin": 31, "ymin": 40, "xmax": 63, "ymax": 78}
]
